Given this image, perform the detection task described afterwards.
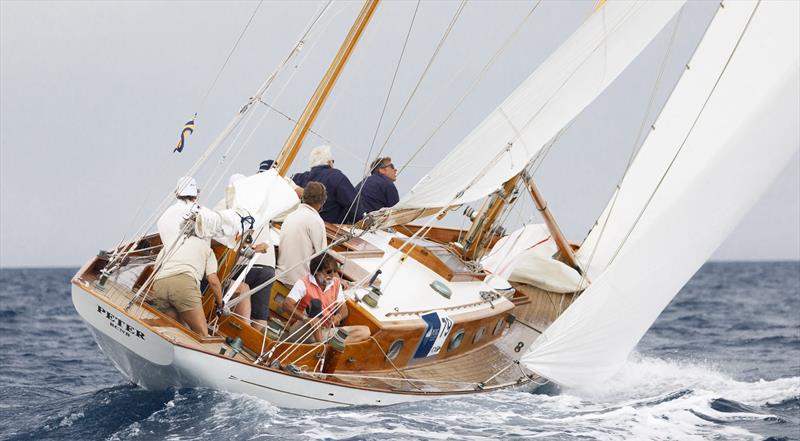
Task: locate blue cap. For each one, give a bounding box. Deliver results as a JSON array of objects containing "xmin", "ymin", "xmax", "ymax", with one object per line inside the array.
[{"xmin": 259, "ymin": 159, "xmax": 275, "ymax": 172}]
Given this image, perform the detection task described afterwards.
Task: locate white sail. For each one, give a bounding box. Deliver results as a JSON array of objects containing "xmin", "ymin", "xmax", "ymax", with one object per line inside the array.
[
  {"xmin": 196, "ymin": 170, "xmax": 299, "ymax": 247},
  {"xmin": 521, "ymin": 0, "xmax": 800, "ymax": 389},
  {"xmin": 388, "ymin": 1, "xmax": 685, "ymax": 215}
]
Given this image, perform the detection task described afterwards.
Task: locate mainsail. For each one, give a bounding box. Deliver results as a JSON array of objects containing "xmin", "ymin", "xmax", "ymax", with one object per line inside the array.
[
  {"xmin": 378, "ymin": 1, "xmax": 686, "ymax": 225},
  {"xmin": 521, "ymin": 0, "xmax": 800, "ymax": 389}
]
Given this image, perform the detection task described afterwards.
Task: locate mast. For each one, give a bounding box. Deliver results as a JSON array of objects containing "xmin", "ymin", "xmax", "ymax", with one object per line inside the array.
[
  {"xmin": 459, "ymin": 176, "xmax": 521, "ymax": 261},
  {"xmin": 276, "ymin": 0, "xmax": 380, "ymax": 176},
  {"xmin": 522, "ymin": 172, "xmax": 582, "ymax": 273}
]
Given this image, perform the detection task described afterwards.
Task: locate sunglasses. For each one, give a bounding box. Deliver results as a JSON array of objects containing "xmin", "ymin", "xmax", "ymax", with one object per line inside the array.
[{"xmin": 381, "ymin": 163, "xmax": 396, "ymax": 170}]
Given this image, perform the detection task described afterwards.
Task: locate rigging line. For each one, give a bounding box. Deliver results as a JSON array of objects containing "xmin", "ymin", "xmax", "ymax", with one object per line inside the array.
[
  {"xmin": 605, "ymin": 0, "xmax": 761, "ymax": 270},
  {"xmin": 277, "ymin": 303, "xmax": 345, "ymax": 364},
  {"xmin": 499, "ymin": 4, "xmax": 639, "ymax": 157},
  {"xmin": 373, "ymin": 0, "xmax": 468, "ymax": 159},
  {"xmin": 328, "ymin": 1, "xmax": 422, "ymax": 236},
  {"xmin": 625, "ymin": 7, "xmax": 686, "ymax": 171},
  {"xmin": 397, "ymin": 0, "xmax": 543, "ymax": 175},
  {"xmin": 116, "ymin": 0, "xmax": 334, "ymax": 265},
  {"xmin": 198, "ymin": 0, "xmax": 264, "ymax": 112},
  {"xmin": 577, "ymin": 2, "xmax": 720, "ymax": 280},
  {"xmin": 573, "ymin": 9, "xmax": 686, "ymax": 292},
  {"xmin": 362, "ymin": 0, "xmax": 421, "ymax": 177}
]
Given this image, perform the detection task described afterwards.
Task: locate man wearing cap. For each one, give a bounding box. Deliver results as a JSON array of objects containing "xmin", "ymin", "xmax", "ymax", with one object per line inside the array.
[
  {"xmin": 292, "ymin": 145, "xmax": 359, "ymax": 224},
  {"xmin": 354, "ymin": 156, "xmax": 399, "ymax": 218},
  {"xmin": 151, "ymin": 176, "xmax": 223, "ymax": 337}
]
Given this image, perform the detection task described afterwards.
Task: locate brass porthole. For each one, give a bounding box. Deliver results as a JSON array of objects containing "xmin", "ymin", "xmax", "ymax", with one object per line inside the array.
[
  {"xmin": 386, "ymin": 339, "xmax": 404, "ymax": 360},
  {"xmin": 447, "ymin": 330, "xmax": 465, "ymax": 352},
  {"xmin": 493, "ymin": 318, "xmax": 506, "ymax": 336},
  {"xmin": 473, "ymin": 326, "xmax": 485, "ymax": 344}
]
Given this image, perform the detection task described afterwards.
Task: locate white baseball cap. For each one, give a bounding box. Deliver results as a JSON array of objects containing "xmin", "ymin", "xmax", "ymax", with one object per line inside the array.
[{"xmin": 176, "ymin": 176, "xmax": 199, "ymax": 197}]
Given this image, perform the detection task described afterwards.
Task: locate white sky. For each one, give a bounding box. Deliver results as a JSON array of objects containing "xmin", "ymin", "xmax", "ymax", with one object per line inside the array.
[{"xmin": 1, "ymin": 0, "xmax": 798, "ymax": 268}]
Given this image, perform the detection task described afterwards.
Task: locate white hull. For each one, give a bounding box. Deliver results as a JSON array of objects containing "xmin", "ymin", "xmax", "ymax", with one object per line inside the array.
[{"xmin": 72, "ymin": 284, "xmax": 488, "ymax": 409}]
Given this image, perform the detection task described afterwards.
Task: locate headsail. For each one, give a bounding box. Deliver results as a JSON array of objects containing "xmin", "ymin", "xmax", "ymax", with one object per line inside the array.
[
  {"xmin": 377, "ymin": 1, "xmax": 686, "ymax": 225},
  {"xmin": 521, "ymin": 0, "xmax": 800, "ymax": 388}
]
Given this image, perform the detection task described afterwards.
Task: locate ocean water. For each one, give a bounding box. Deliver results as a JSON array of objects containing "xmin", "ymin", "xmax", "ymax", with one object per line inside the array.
[{"xmin": 0, "ymin": 262, "xmax": 797, "ymax": 441}]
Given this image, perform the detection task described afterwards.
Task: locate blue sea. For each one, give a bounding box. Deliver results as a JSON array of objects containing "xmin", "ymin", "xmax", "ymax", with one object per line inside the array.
[{"xmin": 1, "ymin": 262, "xmax": 798, "ymax": 440}]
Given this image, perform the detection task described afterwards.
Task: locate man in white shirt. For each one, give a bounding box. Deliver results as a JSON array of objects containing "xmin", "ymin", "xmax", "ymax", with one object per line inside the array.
[
  {"xmin": 276, "ymin": 181, "xmax": 328, "ymax": 286},
  {"xmin": 151, "ymin": 176, "xmax": 223, "ymax": 337}
]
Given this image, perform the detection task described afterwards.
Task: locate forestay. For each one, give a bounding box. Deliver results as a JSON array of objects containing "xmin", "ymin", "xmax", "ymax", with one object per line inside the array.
[
  {"xmin": 378, "ymin": 1, "xmax": 685, "ymax": 224},
  {"xmin": 521, "ymin": 0, "xmax": 800, "ymax": 389}
]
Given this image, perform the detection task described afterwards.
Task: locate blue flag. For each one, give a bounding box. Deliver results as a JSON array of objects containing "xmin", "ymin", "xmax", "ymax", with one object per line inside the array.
[{"xmin": 174, "ymin": 114, "xmax": 196, "ymax": 153}]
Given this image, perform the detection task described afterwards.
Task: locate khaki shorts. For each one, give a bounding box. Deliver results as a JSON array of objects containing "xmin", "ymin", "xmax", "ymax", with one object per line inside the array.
[{"xmin": 151, "ymin": 273, "xmax": 202, "ymax": 313}]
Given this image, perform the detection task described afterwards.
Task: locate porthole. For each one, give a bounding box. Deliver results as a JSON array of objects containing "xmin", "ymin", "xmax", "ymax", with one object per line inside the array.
[
  {"xmin": 447, "ymin": 330, "xmax": 465, "ymax": 352},
  {"xmin": 493, "ymin": 318, "xmax": 506, "ymax": 336},
  {"xmin": 473, "ymin": 326, "xmax": 486, "ymax": 344},
  {"xmin": 386, "ymin": 339, "xmax": 404, "ymax": 361}
]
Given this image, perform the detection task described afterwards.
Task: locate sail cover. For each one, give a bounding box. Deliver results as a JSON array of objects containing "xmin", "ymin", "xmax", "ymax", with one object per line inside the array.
[
  {"xmin": 381, "ymin": 1, "xmax": 685, "ymax": 223},
  {"xmin": 521, "ymin": 0, "xmax": 800, "ymax": 389}
]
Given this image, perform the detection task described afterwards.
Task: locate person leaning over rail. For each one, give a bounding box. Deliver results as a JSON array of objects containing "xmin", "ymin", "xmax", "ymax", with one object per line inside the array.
[
  {"xmin": 292, "ymin": 144, "xmax": 359, "ymax": 224},
  {"xmin": 354, "ymin": 156, "xmax": 399, "ymax": 217},
  {"xmin": 276, "ymin": 181, "xmax": 328, "ymax": 287},
  {"xmin": 282, "ymin": 252, "xmax": 370, "ymax": 345},
  {"xmin": 151, "ymin": 176, "xmax": 223, "ymax": 337}
]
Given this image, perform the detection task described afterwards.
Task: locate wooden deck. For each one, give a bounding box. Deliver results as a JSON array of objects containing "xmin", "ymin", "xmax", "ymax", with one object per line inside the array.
[{"xmin": 77, "ymin": 247, "xmax": 579, "ymax": 395}]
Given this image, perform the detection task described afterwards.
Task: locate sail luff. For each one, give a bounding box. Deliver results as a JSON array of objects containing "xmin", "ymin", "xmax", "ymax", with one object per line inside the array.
[
  {"xmin": 379, "ymin": 1, "xmax": 685, "ymax": 224},
  {"xmin": 521, "ymin": 0, "xmax": 800, "ymax": 389}
]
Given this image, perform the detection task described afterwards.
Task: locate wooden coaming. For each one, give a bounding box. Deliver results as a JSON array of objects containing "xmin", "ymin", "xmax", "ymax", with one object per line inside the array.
[{"xmin": 387, "ymin": 237, "xmax": 485, "ymax": 282}]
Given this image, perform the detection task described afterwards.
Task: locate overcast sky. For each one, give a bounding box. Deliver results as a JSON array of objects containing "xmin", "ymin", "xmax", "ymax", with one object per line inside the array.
[{"xmin": 1, "ymin": 0, "xmax": 798, "ymax": 268}]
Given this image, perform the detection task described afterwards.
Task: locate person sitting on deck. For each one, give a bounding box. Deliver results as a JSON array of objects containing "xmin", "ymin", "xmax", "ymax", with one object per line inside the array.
[
  {"xmin": 292, "ymin": 145, "xmax": 359, "ymax": 224},
  {"xmin": 354, "ymin": 156, "xmax": 399, "ymax": 218},
  {"xmin": 276, "ymin": 181, "xmax": 328, "ymax": 287},
  {"xmin": 282, "ymin": 252, "xmax": 370, "ymax": 345},
  {"xmin": 151, "ymin": 176, "xmax": 223, "ymax": 337}
]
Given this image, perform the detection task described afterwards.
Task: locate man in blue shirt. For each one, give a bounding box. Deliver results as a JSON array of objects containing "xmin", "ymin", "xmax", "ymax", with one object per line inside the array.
[
  {"xmin": 355, "ymin": 156, "xmax": 399, "ymax": 219},
  {"xmin": 293, "ymin": 145, "xmax": 359, "ymax": 224}
]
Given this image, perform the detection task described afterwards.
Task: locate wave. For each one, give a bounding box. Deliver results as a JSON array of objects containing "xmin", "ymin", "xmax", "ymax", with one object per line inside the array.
[{"xmin": 4, "ymin": 356, "xmax": 798, "ymax": 441}]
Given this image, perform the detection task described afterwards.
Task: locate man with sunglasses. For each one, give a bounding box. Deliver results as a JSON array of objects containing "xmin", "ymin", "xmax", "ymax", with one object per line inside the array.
[
  {"xmin": 354, "ymin": 156, "xmax": 399, "ymax": 219},
  {"xmin": 282, "ymin": 252, "xmax": 370, "ymax": 345}
]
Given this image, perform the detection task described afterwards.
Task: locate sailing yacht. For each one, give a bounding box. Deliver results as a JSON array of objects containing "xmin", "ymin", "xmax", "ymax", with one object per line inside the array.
[{"xmin": 71, "ymin": 0, "xmax": 799, "ymax": 409}]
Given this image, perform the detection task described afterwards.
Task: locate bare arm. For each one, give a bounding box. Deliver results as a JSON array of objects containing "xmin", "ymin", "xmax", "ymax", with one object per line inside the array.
[
  {"xmin": 206, "ymin": 273, "xmax": 223, "ymax": 305},
  {"xmin": 282, "ymin": 296, "xmax": 301, "ymax": 317},
  {"xmin": 332, "ymin": 301, "xmax": 349, "ymax": 326}
]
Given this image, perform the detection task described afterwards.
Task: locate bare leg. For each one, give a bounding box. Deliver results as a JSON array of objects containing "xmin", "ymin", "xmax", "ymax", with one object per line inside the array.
[
  {"xmin": 179, "ymin": 307, "xmax": 209, "ymax": 337},
  {"xmin": 162, "ymin": 306, "xmax": 179, "ymax": 321},
  {"xmin": 232, "ymin": 283, "xmax": 251, "ymax": 322},
  {"xmin": 252, "ymin": 319, "xmax": 268, "ymax": 333}
]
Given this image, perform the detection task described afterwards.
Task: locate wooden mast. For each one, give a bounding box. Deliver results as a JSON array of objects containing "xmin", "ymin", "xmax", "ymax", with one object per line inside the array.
[
  {"xmin": 460, "ymin": 175, "xmax": 521, "ymax": 261},
  {"xmin": 275, "ymin": 0, "xmax": 380, "ymax": 176},
  {"xmin": 522, "ymin": 172, "xmax": 582, "ymax": 273}
]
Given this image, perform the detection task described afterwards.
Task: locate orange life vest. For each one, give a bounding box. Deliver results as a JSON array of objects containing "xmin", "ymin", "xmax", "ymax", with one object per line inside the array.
[{"xmin": 297, "ymin": 275, "xmax": 341, "ymax": 327}]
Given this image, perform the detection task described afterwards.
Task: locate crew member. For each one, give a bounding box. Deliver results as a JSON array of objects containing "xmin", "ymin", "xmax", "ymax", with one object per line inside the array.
[
  {"xmin": 355, "ymin": 156, "xmax": 399, "ymax": 217},
  {"xmin": 282, "ymin": 252, "xmax": 370, "ymax": 344},
  {"xmin": 151, "ymin": 176, "xmax": 223, "ymax": 337},
  {"xmin": 276, "ymin": 181, "xmax": 328, "ymax": 286},
  {"xmin": 292, "ymin": 145, "xmax": 358, "ymax": 224}
]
